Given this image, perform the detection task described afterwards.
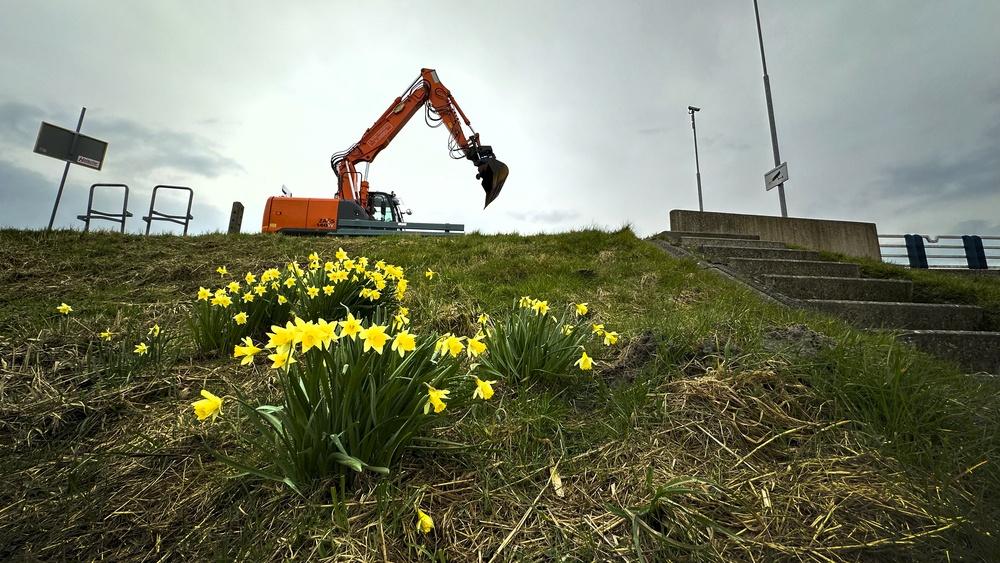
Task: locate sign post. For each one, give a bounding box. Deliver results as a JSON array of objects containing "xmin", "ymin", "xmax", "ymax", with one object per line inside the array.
[
  {"xmin": 35, "ymin": 107, "xmax": 110, "ymax": 231},
  {"xmin": 764, "ymin": 162, "xmax": 788, "ymax": 192}
]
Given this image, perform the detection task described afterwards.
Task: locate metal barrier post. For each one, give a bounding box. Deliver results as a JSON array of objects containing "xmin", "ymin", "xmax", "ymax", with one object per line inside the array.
[
  {"xmin": 76, "ymin": 183, "xmax": 132, "ymax": 233},
  {"xmin": 962, "ymin": 235, "xmax": 988, "ymax": 269},
  {"xmin": 142, "ymin": 185, "xmax": 194, "ymax": 235},
  {"xmin": 904, "ymin": 234, "xmax": 928, "ymax": 269}
]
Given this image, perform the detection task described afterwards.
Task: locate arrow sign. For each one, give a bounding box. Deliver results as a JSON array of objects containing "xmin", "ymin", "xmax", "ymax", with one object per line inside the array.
[{"xmin": 764, "ymin": 162, "xmax": 788, "ymax": 191}]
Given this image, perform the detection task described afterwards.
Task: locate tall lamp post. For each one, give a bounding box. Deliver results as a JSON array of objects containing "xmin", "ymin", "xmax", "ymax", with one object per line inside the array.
[
  {"xmin": 753, "ymin": 0, "xmax": 788, "ymax": 217},
  {"xmin": 688, "ymin": 106, "xmax": 704, "ymax": 212}
]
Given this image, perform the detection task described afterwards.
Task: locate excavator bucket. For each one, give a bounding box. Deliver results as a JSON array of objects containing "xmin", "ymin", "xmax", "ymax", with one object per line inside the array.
[{"xmin": 477, "ymin": 158, "xmax": 509, "ymax": 208}]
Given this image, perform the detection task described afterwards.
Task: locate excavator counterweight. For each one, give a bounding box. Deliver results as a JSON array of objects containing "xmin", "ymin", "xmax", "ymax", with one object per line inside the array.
[{"xmin": 262, "ymin": 68, "xmax": 507, "ymax": 234}]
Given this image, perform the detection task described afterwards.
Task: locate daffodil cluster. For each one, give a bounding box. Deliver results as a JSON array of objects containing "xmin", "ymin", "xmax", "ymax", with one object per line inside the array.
[
  {"xmin": 190, "ymin": 248, "xmax": 408, "ymax": 356},
  {"xmin": 478, "ymin": 297, "xmax": 620, "ymax": 384}
]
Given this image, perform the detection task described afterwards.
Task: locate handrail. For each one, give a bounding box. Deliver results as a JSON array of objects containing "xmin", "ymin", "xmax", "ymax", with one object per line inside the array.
[{"xmin": 878, "ymin": 233, "xmax": 999, "ymax": 270}]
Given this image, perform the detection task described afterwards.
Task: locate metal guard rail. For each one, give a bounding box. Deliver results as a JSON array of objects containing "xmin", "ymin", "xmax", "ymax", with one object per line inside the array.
[
  {"xmin": 879, "ymin": 233, "xmax": 999, "ymax": 270},
  {"xmin": 333, "ymin": 219, "xmax": 464, "ymax": 236}
]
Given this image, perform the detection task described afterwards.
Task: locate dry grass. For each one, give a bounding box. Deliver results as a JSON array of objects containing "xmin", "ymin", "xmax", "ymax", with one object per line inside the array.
[{"xmin": 1, "ymin": 228, "xmax": 997, "ymax": 561}]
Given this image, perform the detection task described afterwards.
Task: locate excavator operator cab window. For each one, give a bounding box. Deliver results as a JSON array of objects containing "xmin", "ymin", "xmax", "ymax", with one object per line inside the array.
[{"xmin": 369, "ymin": 193, "xmax": 395, "ymax": 223}]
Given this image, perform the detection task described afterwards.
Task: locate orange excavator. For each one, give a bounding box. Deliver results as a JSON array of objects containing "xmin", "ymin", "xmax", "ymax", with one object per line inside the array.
[{"xmin": 262, "ymin": 68, "xmax": 508, "ymax": 234}]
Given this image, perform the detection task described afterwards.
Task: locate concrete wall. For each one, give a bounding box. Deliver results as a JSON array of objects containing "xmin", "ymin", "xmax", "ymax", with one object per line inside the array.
[{"xmin": 669, "ymin": 210, "xmax": 881, "ymax": 260}]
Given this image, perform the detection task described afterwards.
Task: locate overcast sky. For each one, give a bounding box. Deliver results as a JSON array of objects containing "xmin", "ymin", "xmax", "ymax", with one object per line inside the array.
[{"xmin": 1, "ymin": 1, "xmax": 998, "ymax": 236}]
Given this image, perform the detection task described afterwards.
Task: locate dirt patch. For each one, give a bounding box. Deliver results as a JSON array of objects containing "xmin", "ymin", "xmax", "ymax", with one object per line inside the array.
[
  {"xmin": 601, "ymin": 330, "xmax": 658, "ymax": 383},
  {"xmin": 763, "ymin": 324, "xmax": 834, "ymax": 358}
]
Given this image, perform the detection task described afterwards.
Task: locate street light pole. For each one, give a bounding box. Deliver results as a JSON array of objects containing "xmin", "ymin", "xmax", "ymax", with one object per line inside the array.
[
  {"xmin": 752, "ymin": 0, "xmax": 788, "ymax": 217},
  {"xmin": 688, "ymin": 106, "xmax": 704, "ymax": 212}
]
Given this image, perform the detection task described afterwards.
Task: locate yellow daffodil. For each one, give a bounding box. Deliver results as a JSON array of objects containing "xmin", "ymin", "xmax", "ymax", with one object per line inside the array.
[
  {"xmin": 562, "ymin": 324, "xmax": 575, "ymax": 336},
  {"xmin": 518, "ymin": 296, "xmax": 533, "ymax": 308},
  {"xmin": 306, "ymin": 286, "xmax": 319, "ymax": 299},
  {"xmin": 368, "ymin": 289, "xmax": 381, "ymax": 301},
  {"xmin": 211, "ymin": 293, "xmax": 233, "ymax": 308},
  {"xmin": 399, "ymin": 306, "xmax": 410, "ymax": 317},
  {"xmin": 99, "ymin": 329, "xmax": 114, "ymax": 341},
  {"xmin": 192, "ymin": 389, "xmax": 223, "ymax": 421},
  {"xmin": 384, "ymin": 264, "xmax": 404, "ymax": 279},
  {"xmin": 532, "ymin": 300, "xmax": 550, "ymax": 316},
  {"xmin": 261, "ymin": 268, "xmax": 281, "ymax": 282},
  {"xmin": 357, "ymin": 256, "xmax": 369, "ymax": 268},
  {"xmin": 295, "ymin": 318, "xmax": 324, "ymax": 353},
  {"xmin": 267, "ymin": 321, "xmax": 300, "ymax": 349},
  {"xmin": 473, "ymin": 376, "xmax": 497, "ymax": 400},
  {"xmin": 308, "ymin": 251, "xmax": 320, "ymax": 262},
  {"xmin": 134, "ymin": 342, "xmax": 149, "ymax": 356},
  {"xmin": 359, "ymin": 287, "xmax": 372, "ymax": 299},
  {"xmin": 424, "ymin": 385, "xmax": 450, "ymax": 414},
  {"xmin": 254, "ymin": 284, "xmax": 267, "ymax": 296},
  {"xmin": 234, "ymin": 311, "xmax": 248, "ymax": 325},
  {"xmin": 392, "ymin": 312, "xmax": 409, "ymax": 331},
  {"xmin": 277, "ymin": 294, "xmax": 288, "ymax": 305},
  {"xmin": 245, "ymin": 272, "xmax": 257, "ymax": 284},
  {"xmin": 308, "ymin": 260, "xmax": 320, "ymax": 271},
  {"xmin": 359, "ymin": 324, "xmax": 389, "ymax": 354},
  {"xmin": 575, "ymin": 302, "xmax": 588, "ymax": 316},
  {"xmin": 149, "ymin": 324, "xmax": 161, "ymax": 337},
  {"xmin": 197, "ymin": 287, "xmax": 211, "ymax": 301},
  {"xmin": 216, "ymin": 266, "xmax": 228, "ymax": 277},
  {"xmin": 416, "ymin": 507, "xmax": 434, "ymax": 534},
  {"xmin": 268, "ymin": 345, "xmax": 297, "ymax": 369},
  {"xmin": 375, "ymin": 259, "xmax": 387, "ymax": 270},
  {"xmin": 287, "ymin": 261, "xmax": 304, "ymax": 276},
  {"xmin": 340, "ymin": 312, "xmax": 363, "ymax": 340},
  {"xmin": 233, "ymin": 337, "xmax": 261, "ymax": 365},
  {"xmin": 477, "ymin": 313, "xmax": 490, "ymax": 325},
  {"xmin": 575, "ymin": 350, "xmax": 593, "ymax": 371},
  {"xmin": 395, "ymin": 279, "xmax": 408, "ymax": 300},
  {"xmin": 467, "ymin": 333, "xmax": 487, "ymax": 358},
  {"xmin": 391, "ymin": 329, "xmax": 416, "ymax": 357},
  {"xmin": 323, "ymin": 261, "xmax": 335, "ymax": 272},
  {"xmin": 591, "ymin": 323, "xmax": 605, "ymax": 336},
  {"xmin": 343, "ymin": 259, "xmax": 355, "ymax": 271},
  {"xmin": 227, "ymin": 281, "xmax": 240, "ymax": 293},
  {"xmin": 336, "ymin": 247, "xmax": 348, "ymax": 261},
  {"xmin": 443, "ymin": 334, "xmax": 465, "ymax": 357},
  {"xmin": 315, "ymin": 318, "xmax": 338, "ymax": 348},
  {"xmin": 425, "ymin": 268, "xmax": 436, "ymax": 279},
  {"xmin": 327, "ymin": 270, "xmax": 348, "ymax": 283},
  {"xmin": 603, "ymin": 331, "xmax": 619, "ymax": 346},
  {"xmin": 323, "ymin": 285, "xmax": 334, "ymax": 296},
  {"xmin": 283, "ymin": 277, "xmax": 296, "ymax": 288},
  {"xmin": 243, "ymin": 292, "xmax": 255, "ymax": 303},
  {"xmin": 56, "ymin": 303, "xmax": 73, "ymax": 315}
]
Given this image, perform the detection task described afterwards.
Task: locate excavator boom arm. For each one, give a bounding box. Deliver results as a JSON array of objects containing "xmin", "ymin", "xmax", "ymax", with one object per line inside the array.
[{"xmin": 331, "ymin": 68, "xmax": 507, "ymax": 209}]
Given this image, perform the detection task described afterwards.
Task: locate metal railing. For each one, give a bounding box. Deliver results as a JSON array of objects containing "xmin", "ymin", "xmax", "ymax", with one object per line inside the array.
[{"xmin": 879, "ymin": 234, "xmax": 1000, "ymax": 270}]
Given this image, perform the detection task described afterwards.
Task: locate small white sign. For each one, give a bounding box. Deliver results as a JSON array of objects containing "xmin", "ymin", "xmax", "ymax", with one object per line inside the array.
[
  {"xmin": 764, "ymin": 162, "xmax": 788, "ymax": 191},
  {"xmin": 76, "ymin": 155, "xmax": 101, "ymax": 169}
]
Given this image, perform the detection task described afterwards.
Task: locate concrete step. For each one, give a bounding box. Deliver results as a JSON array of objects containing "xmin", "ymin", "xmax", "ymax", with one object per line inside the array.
[
  {"xmin": 762, "ymin": 275, "xmax": 913, "ymax": 302},
  {"xmin": 700, "ymin": 246, "xmax": 821, "ymax": 262},
  {"xmin": 654, "ymin": 230, "xmax": 760, "ymax": 242},
  {"xmin": 898, "ymin": 330, "xmax": 1000, "ymax": 374},
  {"xmin": 727, "ymin": 258, "xmax": 861, "ymax": 278},
  {"xmin": 803, "ymin": 299, "xmax": 983, "ymax": 331},
  {"xmin": 680, "ymin": 236, "xmax": 787, "ymax": 249}
]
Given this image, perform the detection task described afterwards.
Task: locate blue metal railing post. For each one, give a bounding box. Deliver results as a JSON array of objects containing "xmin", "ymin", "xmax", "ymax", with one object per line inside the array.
[
  {"xmin": 904, "ymin": 234, "xmax": 928, "ymax": 269},
  {"xmin": 962, "ymin": 235, "xmax": 988, "ymax": 269}
]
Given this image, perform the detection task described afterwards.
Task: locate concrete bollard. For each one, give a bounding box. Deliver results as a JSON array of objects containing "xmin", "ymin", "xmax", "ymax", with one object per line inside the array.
[{"xmin": 228, "ymin": 202, "xmax": 244, "ymax": 234}]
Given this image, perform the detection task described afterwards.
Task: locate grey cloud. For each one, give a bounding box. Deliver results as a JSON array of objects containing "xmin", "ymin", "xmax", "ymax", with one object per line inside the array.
[
  {"xmin": 0, "ymin": 159, "xmax": 230, "ymax": 233},
  {"xmin": 950, "ymin": 219, "xmax": 1000, "ymax": 235},
  {"xmin": 507, "ymin": 209, "xmax": 581, "ymax": 224},
  {"xmin": 0, "ymin": 100, "xmax": 243, "ymax": 179}
]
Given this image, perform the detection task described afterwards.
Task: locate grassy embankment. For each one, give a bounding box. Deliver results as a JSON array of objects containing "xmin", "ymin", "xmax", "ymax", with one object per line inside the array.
[{"xmin": 1, "ymin": 228, "xmax": 997, "ymax": 561}]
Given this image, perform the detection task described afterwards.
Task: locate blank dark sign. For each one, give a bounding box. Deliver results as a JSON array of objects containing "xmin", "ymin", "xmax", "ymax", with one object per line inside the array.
[{"xmin": 33, "ymin": 122, "xmax": 108, "ymax": 170}]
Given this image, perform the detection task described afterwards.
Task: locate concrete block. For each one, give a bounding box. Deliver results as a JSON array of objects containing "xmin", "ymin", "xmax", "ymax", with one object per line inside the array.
[
  {"xmin": 727, "ymin": 258, "xmax": 861, "ymax": 278},
  {"xmin": 700, "ymin": 246, "xmax": 821, "ymax": 262},
  {"xmin": 669, "ymin": 209, "xmax": 881, "ymax": 260},
  {"xmin": 898, "ymin": 330, "xmax": 1000, "ymax": 374},
  {"xmin": 762, "ymin": 275, "xmax": 913, "ymax": 302},
  {"xmin": 680, "ymin": 237, "xmax": 787, "ymax": 249},
  {"xmin": 804, "ymin": 300, "xmax": 982, "ymax": 331}
]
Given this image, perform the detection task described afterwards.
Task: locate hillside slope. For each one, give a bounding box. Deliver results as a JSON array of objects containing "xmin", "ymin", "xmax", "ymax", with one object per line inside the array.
[{"xmin": 0, "ymin": 228, "xmax": 997, "ymax": 561}]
